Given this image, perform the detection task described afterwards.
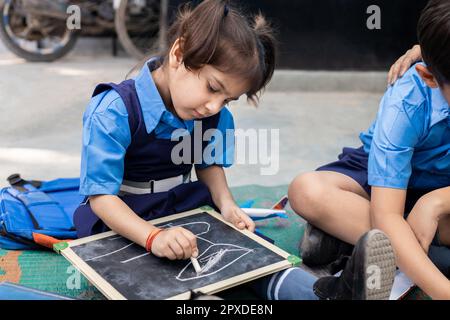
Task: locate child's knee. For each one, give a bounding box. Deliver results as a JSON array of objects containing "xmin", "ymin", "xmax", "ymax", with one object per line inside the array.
[
  {"xmin": 288, "ymin": 172, "xmax": 327, "ymax": 218},
  {"xmin": 415, "ymin": 191, "xmax": 447, "ymax": 218}
]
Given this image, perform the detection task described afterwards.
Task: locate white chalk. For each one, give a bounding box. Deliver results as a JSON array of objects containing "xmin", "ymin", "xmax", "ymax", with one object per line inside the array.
[
  {"xmin": 198, "ymin": 249, "xmax": 225, "ymax": 275},
  {"xmin": 191, "ymin": 256, "xmax": 202, "ymax": 274},
  {"xmin": 241, "ymin": 208, "xmax": 286, "ymax": 217}
]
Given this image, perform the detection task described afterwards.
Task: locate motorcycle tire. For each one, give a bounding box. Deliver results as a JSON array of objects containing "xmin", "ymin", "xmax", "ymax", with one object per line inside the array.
[
  {"xmin": 0, "ymin": 0, "xmax": 79, "ymax": 62},
  {"xmin": 115, "ymin": 0, "xmax": 167, "ymax": 60}
]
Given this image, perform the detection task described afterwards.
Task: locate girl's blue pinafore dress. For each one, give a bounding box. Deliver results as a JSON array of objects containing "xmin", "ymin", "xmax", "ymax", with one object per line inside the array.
[{"xmin": 73, "ymin": 63, "xmax": 222, "ymax": 238}]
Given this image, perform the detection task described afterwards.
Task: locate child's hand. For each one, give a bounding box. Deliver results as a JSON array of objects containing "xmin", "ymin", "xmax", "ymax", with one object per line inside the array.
[
  {"xmin": 407, "ymin": 196, "xmax": 441, "ymax": 254},
  {"xmin": 150, "ymin": 227, "xmax": 198, "ymax": 260},
  {"xmin": 221, "ymin": 204, "xmax": 255, "ymax": 232},
  {"xmin": 387, "ymin": 44, "xmax": 422, "ymax": 85}
]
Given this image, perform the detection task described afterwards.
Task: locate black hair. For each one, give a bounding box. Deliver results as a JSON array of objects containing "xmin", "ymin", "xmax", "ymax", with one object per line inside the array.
[
  {"xmin": 162, "ymin": 0, "xmax": 277, "ymax": 104},
  {"xmin": 418, "ymin": 0, "xmax": 450, "ymax": 85}
]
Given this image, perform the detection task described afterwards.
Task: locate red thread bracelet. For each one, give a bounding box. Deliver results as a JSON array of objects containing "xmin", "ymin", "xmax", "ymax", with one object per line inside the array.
[{"xmin": 145, "ymin": 228, "xmax": 164, "ymax": 252}]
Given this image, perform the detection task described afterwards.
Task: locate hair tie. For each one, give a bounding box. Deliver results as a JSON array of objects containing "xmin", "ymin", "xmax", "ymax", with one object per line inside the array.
[{"xmin": 224, "ymin": 4, "xmax": 229, "ymax": 17}]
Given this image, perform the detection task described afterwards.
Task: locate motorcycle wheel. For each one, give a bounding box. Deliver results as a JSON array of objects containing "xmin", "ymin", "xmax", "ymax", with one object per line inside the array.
[
  {"xmin": 115, "ymin": 0, "xmax": 167, "ymax": 60},
  {"xmin": 0, "ymin": 0, "xmax": 79, "ymax": 62}
]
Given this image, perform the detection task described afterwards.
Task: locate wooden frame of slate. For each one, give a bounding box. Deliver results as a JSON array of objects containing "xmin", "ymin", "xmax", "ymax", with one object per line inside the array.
[{"xmin": 59, "ymin": 208, "xmax": 295, "ymax": 300}]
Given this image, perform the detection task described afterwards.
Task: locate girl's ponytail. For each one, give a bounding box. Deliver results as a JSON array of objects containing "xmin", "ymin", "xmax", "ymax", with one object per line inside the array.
[
  {"xmin": 250, "ymin": 14, "xmax": 277, "ymax": 102},
  {"xmin": 169, "ymin": 0, "xmax": 230, "ymax": 70}
]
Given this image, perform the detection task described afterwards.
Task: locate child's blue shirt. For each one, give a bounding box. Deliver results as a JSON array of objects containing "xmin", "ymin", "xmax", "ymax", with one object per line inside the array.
[
  {"xmin": 80, "ymin": 59, "xmax": 235, "ymax": 196},
  {"xmin": 360, "ymin": 63, "xmax": 450, "ymax": 190}
]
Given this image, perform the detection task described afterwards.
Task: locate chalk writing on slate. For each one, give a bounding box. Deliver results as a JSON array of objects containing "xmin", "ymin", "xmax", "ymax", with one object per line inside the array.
[{"xmin": 69, "ymin": 211, "xmax": 287, "ymax": 300}]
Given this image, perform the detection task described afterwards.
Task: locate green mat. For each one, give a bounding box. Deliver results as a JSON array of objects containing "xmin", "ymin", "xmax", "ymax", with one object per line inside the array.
[
  {"xmin": 0, "ymin": 185, "xmax": 304, "ymax": 300},
  {"xmin": 0, "ymin": 184, "xmax": 430, "ymax": 300}
]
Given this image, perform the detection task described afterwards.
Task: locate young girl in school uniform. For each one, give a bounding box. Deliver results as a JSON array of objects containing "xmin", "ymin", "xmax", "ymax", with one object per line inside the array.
[
  {"xmin": 74, "ymin": 0, "xmax": 396, "ymax": 300},
  {"xmin": 73, "ymin": 0, "xmax": 276, "ymax": 260}
]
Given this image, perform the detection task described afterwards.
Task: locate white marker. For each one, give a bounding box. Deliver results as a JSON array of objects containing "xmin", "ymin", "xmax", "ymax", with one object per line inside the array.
[
  {"xmin": 241, "ymin": 208, "xmax": 286, "ymax": 217},
  {"xmin": 191, "ymin": 257, "xmax": 202, "ymax": 274}
]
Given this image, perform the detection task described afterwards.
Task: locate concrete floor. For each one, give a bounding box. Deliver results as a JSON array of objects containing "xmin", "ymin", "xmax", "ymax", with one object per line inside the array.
[{"xmin": 0, "ymin": 39, "xmax": 384, "ymax": 188}]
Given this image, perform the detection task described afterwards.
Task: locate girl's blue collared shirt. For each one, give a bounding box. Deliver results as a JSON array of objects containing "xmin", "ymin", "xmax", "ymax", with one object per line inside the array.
[{"xmin": 80, "ymin": 61, "xmax": 235, "ymax": 196}]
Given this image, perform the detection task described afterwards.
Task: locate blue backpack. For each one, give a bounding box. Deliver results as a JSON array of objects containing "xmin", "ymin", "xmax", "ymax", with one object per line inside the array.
[{"xmin": 0, "ymin": 174, "xmax": 84, "ymax": 250}]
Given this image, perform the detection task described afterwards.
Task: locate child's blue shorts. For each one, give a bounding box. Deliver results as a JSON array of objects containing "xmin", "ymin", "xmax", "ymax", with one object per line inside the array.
[
  {"xmin": 316, "ymin": 145, "xmax": 450, "ymax": 254},
  {"xmin": 316, "ymin": 146, "xmax": 437, "ymax": 215}
]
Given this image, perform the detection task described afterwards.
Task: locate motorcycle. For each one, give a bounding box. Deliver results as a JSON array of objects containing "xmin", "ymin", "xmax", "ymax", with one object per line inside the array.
[{"xmin": 0, "ymin": 0, "xmax": 168, "ymax": 62}]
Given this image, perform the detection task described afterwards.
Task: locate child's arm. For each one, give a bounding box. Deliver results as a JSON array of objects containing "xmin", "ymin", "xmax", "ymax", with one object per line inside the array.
[
  {"xmin": 89, "ymin": 195, "xmax": 199, "ymax": 260},
  {"xmin": 196, "ymin": 165, "xmax": 255, "ymax": 232},
  {"xmin": 407, "ymin": 186, "xmax": 450, "ymax": 253},
  {"xmin": 371, "ymin": 187, "xmax": 450, "ymax": 299},
  {"xmin": 80, "ymin": 97, "xmax": 199, "ymax": 260}
]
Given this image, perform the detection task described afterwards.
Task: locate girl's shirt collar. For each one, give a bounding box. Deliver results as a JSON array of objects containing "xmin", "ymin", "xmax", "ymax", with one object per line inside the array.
[{"xmin": 134, "ymin": 57, "xmax": 193, "ymax": 134}]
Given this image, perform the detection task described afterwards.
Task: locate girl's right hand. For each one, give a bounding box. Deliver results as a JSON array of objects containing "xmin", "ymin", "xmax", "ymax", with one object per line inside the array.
[{"xmin": 150, "ymin": 227, "xmax": 199, "ymax": 260}]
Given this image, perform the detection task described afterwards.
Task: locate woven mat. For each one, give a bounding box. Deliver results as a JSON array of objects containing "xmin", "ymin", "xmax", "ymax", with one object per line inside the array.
[
  {"xmin": 0, "ymin": 185, "xmax": 303, "ymax": 300},
  {"xmin": 0, "ymin": 184, "xmax": 429, "ymax": 300}
]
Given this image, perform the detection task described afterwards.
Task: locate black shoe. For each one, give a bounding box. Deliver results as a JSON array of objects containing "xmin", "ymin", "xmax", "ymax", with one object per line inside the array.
[
  {"xmin": 300, "ymin": 223, "xmax": 354, "ymax": 267},
  {"xmin": 312, "ymin": 229, "xmax": 397, "ymax": 300}
]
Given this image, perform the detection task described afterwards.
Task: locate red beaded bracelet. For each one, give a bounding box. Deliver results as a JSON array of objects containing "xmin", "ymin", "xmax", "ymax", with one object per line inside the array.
[{"xmin": 145, "ymin": 228, "xmax": 164, "ymax": 252}]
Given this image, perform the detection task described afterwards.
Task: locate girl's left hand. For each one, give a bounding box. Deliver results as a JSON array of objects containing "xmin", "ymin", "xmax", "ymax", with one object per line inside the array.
[{"xmin": 221, "ymin": 204, "xmax": 255, "ymax": 232}]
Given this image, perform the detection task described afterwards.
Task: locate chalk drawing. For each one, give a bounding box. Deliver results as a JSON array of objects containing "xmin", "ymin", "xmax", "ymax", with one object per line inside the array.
[{"xmin": 82, "ymin": 221, "xmax": 254, "ymax": 281}]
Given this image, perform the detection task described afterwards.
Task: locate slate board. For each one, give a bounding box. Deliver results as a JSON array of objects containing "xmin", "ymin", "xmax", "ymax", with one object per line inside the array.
[{"xmin": 61, "ymin": 210, "xmax": 292, "ymax": 300}]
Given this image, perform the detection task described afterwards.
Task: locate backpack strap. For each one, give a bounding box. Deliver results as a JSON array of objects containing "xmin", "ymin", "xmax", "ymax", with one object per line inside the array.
[
  {"xmin": 6, "ymin": 184, "xmax": 75, "ymax": 231},
  {"xmin": 92, "ymin": 81, "xmax": 140, "ymax": 138},
  {"xmin": 7, "ymin": 173, "xmax": 42, "ymax": 191},
  {"xmin": 0, "ymin": 229, "xmax": 41, "ymax": 250}
]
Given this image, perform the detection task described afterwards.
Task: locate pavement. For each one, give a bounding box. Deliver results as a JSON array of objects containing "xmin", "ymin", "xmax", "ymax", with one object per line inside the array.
[{"xmin": 0, "ymin": 38, "xmax": 386, "ymax": 188}]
